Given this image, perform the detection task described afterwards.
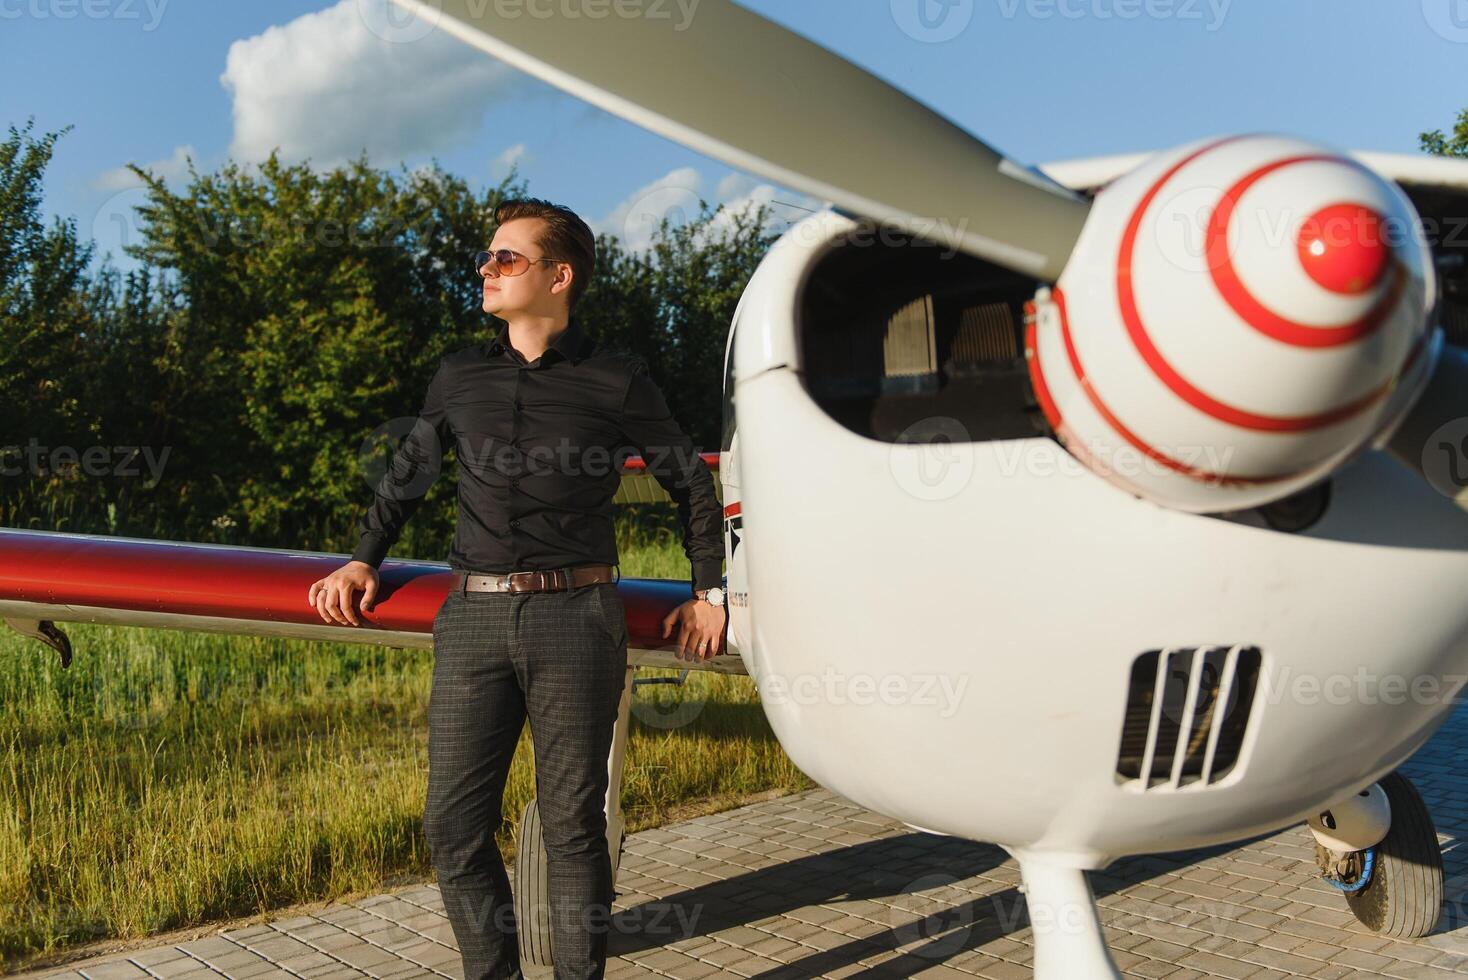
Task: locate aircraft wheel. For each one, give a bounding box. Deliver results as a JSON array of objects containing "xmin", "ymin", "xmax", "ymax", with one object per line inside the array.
[
  {"xmin": 515, "ymin": 798, "xmax": 554, "ymax": 966},
  {"xmin": 1342, "ymin": 772, "xmax": 1444, "ymax": 938}
]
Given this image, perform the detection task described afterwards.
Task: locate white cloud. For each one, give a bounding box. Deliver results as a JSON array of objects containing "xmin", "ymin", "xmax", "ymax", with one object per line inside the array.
[
  {"xmin": 715, "ymin": 172, "xmax": 756, "ymax": 202},
  {"xmin": 93, "ymin": 145, "xmax": 199, "ymax": 192},
  {"xmin": 491, "ymin": 143, "xmax": 529, "ymax": 180},
  {"xmin": 594, "ymin": 166, "xmax": 706, "ymax": 252},
  {"xmin": 595, "ymin": 166, "xmax": 829, "ymax": 253},
  {"xmin": 707, "ymin": 178, "xmax": 826, "ymax": 240},
  {"xmin": 220, "ymin": 0, "xmax": 513, "ymax": 169}
]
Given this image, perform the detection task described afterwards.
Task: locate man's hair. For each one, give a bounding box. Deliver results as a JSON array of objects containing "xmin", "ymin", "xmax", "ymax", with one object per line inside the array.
[{"xmin": 493, "ymin": 197, "xmax": 596, "ymax": 312}]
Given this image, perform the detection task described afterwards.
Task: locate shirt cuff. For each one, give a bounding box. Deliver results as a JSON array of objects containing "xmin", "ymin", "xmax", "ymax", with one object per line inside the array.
[
  {"xmin": 351, "ymin": 535, "xmax": 390, "ymax": 568},
  {"xmin": 691, "ymin": 558, "xmax": 724, "ymax": 595}
]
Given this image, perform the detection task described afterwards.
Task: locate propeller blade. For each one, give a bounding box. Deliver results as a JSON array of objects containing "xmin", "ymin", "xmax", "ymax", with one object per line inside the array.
[
  {"xmin": 387, "ymin": 0, "xmax": 1089, "ymax": 279},
  {"xmin": 1386, "ymin": 340, "xmax": 1468, "ymax": 514}
]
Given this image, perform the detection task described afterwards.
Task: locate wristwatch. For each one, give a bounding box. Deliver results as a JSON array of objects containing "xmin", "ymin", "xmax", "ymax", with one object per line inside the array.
[{"xmin": 695, "ymin": 586, "xmax": 726, "ymax": 608}]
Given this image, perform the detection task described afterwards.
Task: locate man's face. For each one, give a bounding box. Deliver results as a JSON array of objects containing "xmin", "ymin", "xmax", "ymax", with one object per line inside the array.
[{"xmin": 482, "ymin": 217, "xmax": 572, "ymax": 319}]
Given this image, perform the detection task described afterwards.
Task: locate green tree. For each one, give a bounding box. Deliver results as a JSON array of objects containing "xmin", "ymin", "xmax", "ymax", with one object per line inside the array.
[
  {"xmin": 582, "ymin": 198, "xmax": 781, "ymax": 453},
  {"xmin": 1, "ymin": 124, "xmax": 782, "ymax": 560},
  {"xmin": 125, "ymin": 152, "xmax": 529, "ymax": 551},
  {"xmin": 1421, "ymin": 107, "xmax": 1468, "ymax": 157},
  {"xmin": 0, "ymin": 120, "xmax": 97, "ymax": 454},
  {"xmin": 0, "ymin": 119, "xmax": 168, "ymax": 534}
]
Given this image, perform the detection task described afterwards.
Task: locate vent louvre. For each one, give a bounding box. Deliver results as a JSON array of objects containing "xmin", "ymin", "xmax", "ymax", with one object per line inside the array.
[{"xmin": 1117, "ymin": 646, "xmax": 1261, "ymax": 790}]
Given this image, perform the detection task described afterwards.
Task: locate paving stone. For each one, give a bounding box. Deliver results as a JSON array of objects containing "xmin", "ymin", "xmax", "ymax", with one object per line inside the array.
[
  {"xmin": 129, "ymin": 947, "xmax": 188, "ymax": 967},
  {"xmin": 147, "ymin": 955, "xmax": 209, "ymax": 977},
  {"xmin": 79, "ymin": 962, "xmax": 149, "ymax": 980}
]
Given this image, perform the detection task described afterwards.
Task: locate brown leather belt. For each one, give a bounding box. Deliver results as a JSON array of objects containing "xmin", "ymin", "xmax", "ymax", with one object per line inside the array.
[{"xmin": 452, "ymin": 563, "xmax": 617, "ymax": 593}]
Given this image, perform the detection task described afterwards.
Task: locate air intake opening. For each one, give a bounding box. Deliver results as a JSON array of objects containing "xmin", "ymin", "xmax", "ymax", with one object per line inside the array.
[{"xmin": 1117, "ymin": 646, "xmax": 1262, "ymax": 790}]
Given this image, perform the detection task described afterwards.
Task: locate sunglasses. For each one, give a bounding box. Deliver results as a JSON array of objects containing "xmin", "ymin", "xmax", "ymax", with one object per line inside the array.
[{"xmin": 474, "ymin": 248, "xmax": 564, "ymax": 278}]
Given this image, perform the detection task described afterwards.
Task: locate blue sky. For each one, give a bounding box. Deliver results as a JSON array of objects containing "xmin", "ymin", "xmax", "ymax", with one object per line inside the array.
[{"xmin": 4, "ymin": 0, "xmax": 1466, "ymax": 272}]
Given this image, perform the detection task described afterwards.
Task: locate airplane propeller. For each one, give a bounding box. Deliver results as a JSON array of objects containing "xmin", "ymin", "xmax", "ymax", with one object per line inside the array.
[
  {"xmin": 387, "ymin": 0, "xmax": 1091, "ymax": 280},
  {"xmin": 1385, "ymin": 340, "xmax": 1468, "ymax": 511}
]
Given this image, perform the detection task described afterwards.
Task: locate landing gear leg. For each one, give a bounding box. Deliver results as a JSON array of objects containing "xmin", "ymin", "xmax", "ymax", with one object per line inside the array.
[{"xmin": 1015, "ymin": 855, "xmax": 1121, "ymax": 979}]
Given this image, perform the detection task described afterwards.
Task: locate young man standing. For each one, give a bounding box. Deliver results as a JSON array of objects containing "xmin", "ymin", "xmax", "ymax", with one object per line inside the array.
[{"xmin": 307, "ymin": 198, "xmax": 728, "ymax": 980}]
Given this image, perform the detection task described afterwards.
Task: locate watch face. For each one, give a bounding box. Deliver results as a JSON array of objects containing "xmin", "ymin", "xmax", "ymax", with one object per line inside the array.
[{"xmin": 706, "ymin": 587, "xmax": 725, "ymax": 606}]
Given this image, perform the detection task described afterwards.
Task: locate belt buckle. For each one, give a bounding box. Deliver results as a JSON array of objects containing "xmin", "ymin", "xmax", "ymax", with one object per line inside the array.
[{"xmin": 514, "ymin": 569, "xmax": 548, "ymax": 593}]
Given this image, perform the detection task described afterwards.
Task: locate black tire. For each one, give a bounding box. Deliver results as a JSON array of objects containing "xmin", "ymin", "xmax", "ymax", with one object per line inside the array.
[
  {"xmin": 1343, "ymin": 772, "xmax": 1444, "ymax": 938},
  {"xmin": 514, "ymin": 798, "xmax": 554, "ymax": 967}
]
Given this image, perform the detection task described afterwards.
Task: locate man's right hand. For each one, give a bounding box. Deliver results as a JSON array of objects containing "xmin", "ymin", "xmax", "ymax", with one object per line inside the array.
[{"xmin": 307, "ymin": 561, "xmax": 380, "ymax": 626}]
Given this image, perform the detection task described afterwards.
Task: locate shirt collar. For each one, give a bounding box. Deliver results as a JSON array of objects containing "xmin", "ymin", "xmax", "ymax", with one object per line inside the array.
[{"xmin": 486, "ymin": 316, "xmax": 588, "ymax": 365}]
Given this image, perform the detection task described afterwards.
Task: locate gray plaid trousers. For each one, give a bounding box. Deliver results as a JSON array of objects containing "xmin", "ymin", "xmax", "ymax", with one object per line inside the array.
[{"xmin": 425, "ymin": 579, "xmax": 629, "ymax": 980}]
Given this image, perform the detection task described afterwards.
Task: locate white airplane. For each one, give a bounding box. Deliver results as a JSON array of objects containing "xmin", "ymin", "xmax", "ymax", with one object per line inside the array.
[
  {"xmin": 379, "ymin": 1, "xmax": 1468, "ymax": 975},
  {"xmin": 6, "ymin": 2, "xmax": 1468, "ymax": 976}
]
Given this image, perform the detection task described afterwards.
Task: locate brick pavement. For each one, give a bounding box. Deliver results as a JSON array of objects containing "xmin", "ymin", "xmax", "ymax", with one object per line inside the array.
[{"xmin": 13, "ymin": 703, "xmax": 1468, "ymax": 980}]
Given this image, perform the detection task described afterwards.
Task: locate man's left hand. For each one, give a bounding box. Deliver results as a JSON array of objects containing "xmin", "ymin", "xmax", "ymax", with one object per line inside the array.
[{"xmin": 662, "ymin": 598, "xmax": 728, "ymax": 662}]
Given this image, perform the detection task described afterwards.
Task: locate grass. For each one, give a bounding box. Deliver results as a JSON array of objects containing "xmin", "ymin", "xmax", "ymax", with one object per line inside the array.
[{"xmin": 1, "ymin": 506, "xmax": 813, "ymax": 968}]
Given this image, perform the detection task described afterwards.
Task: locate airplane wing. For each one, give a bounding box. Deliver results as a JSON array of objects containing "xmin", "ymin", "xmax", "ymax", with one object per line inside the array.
[
  {"xmin": 613, "ymin": 451, "xmax": 723, "ymax": 505},
  {"xmin": 0, "ymin": 454, "xmax": 741, "ymax": 675}
]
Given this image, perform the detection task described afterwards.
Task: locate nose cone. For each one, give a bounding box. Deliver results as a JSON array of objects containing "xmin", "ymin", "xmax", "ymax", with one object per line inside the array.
[
  {"xmin": 1297, "ymin": 203, "xmax": 1390, "ymax": 296},
  {"xmin": 1026, "ymin": 133, "xmax": 1435, "ymax": 513}
]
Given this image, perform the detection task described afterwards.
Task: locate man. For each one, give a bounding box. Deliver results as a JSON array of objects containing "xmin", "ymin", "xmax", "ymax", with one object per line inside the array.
[{"xmin": 306, "ymin": 197, "xmax": 728, "ymax": 980}]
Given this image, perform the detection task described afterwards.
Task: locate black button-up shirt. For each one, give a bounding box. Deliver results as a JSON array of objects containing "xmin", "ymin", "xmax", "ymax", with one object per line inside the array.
[{"xmin": 352, "ymin": 315, "xmax": 724, "ymax": 594}]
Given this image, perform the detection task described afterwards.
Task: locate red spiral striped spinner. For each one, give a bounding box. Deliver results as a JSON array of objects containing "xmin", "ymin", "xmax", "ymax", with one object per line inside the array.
[{"xmin": 1028, "ymin": 137, "xmax": 1422, "ymax": 486}]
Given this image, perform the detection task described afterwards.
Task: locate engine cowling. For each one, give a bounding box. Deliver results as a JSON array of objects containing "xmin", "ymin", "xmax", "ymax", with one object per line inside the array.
[{"xmin": 1026, "ymin": 133, "xmax": 1437, "ymax": 512}]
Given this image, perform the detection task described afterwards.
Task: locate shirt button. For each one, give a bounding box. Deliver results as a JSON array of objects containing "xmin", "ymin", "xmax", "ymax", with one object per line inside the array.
[
  {"xmin": 510, "ymin": 518, "xmax": 520, "ymax": 528},
  {"xmin": 514, "ymin": 399, "xmax": 523, "ymax": 410},
  {"xmin": 510, "ymin": 478, "xmax": 520, "ymax": 490}
]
